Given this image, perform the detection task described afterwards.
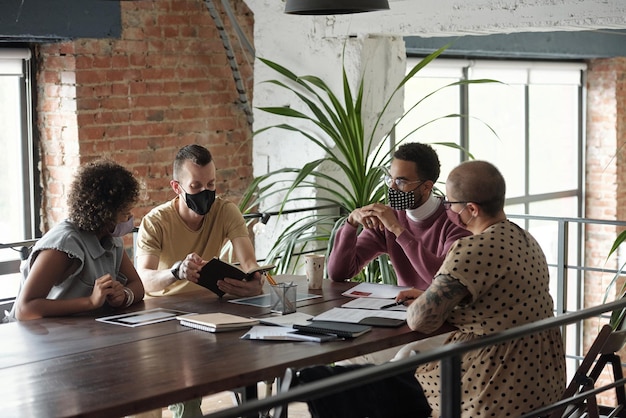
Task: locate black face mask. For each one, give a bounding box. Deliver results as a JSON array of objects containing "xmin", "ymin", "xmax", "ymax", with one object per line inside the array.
[
  {"xmin": 184, "ymin": 189, "xmax": 216, "ymax": 215},
  {"xmin": 388, "ymin": 187, "xmax": 416, "ymax": 210}
]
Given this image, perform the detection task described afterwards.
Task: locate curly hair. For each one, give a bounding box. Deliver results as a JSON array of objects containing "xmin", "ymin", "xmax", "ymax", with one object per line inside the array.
[
  {"xmin": 67, "ymin": 160, "xmax": 140, "ymax": 234},
  {"xmin": 393, "ymin": 142, "xmax": 441, "ymax": 183}
]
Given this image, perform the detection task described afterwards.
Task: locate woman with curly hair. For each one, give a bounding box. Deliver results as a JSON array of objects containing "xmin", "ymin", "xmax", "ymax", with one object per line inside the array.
[{"xmin": 9, "ymin": 159, "xmax": 145, "ymax": 320}]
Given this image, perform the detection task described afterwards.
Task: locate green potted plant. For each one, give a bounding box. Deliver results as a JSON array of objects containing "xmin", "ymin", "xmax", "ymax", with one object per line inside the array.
[{"xmin": 241, "ymin": 43, "xmax": 497, "ymax": 283}]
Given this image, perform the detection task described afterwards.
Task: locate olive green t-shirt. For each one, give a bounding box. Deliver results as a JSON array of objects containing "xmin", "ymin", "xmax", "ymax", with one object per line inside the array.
[{"xmin": 136, "ymin": 195, "xmax": 249, "ymax": 271}]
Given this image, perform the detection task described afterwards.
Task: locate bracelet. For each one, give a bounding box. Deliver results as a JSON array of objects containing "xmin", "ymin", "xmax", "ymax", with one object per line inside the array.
[
  {"xmin": 122, "ymin": 287, "xmax": 135, "ymax": 308},
  {"xmin": 171, "ymin": 260, "xmax": 183, "ymax": 280}
]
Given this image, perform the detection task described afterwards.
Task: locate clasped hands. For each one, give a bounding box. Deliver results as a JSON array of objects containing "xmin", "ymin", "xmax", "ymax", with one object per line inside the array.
[
  {"xmin": 91, "ymin": 274, "xmax": 127, "ymax": 308},
  {"xmin": 349, "ymin": 203, "xmax": 404, "ymax": 235},
  {"xmin": 178, "ymin": 253, "xmax": 263, "ymax": 297}
]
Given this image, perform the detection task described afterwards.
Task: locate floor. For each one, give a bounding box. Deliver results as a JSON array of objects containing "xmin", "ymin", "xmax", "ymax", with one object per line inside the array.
[{"xmin": 159, "ymin": 381, "xmax": 312, "ymax": 418}]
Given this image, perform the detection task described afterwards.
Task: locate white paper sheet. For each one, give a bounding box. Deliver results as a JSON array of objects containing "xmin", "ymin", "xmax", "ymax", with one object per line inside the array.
[
  {"xmin": 312, "ymin": 307, "xmax": 407, "ymax": 323},
  {"xmin": 341, "ymin": 297, "xmax": 407, "ymax": 311},
  {"xmin": 253, "ymin": 312, "xmax": 314, "ymax": 327},
  {"xmin": 240, "ymin": 325, "xmax": 337, "ymax": 342}
]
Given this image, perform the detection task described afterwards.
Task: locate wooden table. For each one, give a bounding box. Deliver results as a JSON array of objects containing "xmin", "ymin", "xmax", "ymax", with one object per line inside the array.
[{"xmin": 1, "ymin": 279, "xmax": 449, "ymax": 418}]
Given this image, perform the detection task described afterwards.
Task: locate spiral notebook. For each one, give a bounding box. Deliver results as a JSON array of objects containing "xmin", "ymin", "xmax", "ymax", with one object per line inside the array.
[{"xmin": 177, "ymin": 313, "xmax": 259, "ymax": 333}]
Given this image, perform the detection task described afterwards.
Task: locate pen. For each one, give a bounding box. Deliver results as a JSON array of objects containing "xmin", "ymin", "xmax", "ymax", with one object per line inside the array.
[
  {"xmin": 266, "ymin": 272, "xmax": 278, "ymax": 286},
  {"xmin": 380, "ymin": 298, "xmax": 412, "ymax": 310}
]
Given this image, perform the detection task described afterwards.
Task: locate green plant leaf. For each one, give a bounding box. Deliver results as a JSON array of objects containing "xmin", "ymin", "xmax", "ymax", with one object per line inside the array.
[{"xmin": 608, "ymin": 229, "xmax": 626, "ymax": 259}]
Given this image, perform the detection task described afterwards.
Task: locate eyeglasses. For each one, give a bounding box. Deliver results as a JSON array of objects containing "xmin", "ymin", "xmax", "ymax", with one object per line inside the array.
[
  {"xmin": 383, "ymin": 174, "xmax": 423, "ymax": 192},
  {"xmin": 442, "ymin": 200, "xmax": 470, "ymax": 210}
]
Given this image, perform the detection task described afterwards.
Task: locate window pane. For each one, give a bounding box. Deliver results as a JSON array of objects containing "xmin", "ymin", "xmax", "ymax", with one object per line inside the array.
[
  {"xmin": 397, "ymin": 76, "xmax": 461, "ymax": 183},
  {"xmin": 0, "ymin": 76, "xmax": 25, "ymax": 242},
  {"xmin": 505, "ymin": 203, "xmax": 525, "ymax": 214},
  {"xmin": 0, "ymin": 50, "xmax": 33, "ymax": 303},
  {"xmin": 530, "ymin": 196, "xmax": 579, "ymax": 218},
  {"xmin": 469, "ymin": 82, "xmax": 527, "ymax": 198},
  {"xmin": 0, "ymin": 248, "xmax": 21, "ymax": 301},
  {"xmin": 528, "ymin": 197, "xmax": 581, "ymax": 297},
  {"xmin": 528, "ymin": 84, "xmax": 580, "ymax": 194}
]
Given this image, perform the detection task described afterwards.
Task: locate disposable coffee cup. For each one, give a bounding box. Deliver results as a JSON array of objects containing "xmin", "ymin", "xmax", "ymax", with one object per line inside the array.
[{"xmin": 305, "ymin": 254, "xmax": 325, "ymax": 290}]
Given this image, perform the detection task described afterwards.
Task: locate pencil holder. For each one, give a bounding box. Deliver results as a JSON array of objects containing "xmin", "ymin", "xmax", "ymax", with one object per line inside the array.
[{"xmin": 269, "ymin": 282, "xmax": 297, "ymax": 314}]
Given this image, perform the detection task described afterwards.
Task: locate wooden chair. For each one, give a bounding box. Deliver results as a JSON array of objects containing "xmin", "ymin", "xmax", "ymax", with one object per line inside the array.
[{"xmin": 549, "ymin": 324, "xmax": 626, "ymax": 418}]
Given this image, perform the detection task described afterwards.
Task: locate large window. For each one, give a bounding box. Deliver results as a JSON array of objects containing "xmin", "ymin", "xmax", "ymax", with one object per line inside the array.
[
  {"xmin": 396, "ymin": 58, "xmax": 585, "ymax": 221},
  {"xmin": 0, "ymin": 48, "xmax": 37, "ymax": 301},
  {"xmin": 396, "ymin": 58, "xmax": 586, "ymax": 314}
]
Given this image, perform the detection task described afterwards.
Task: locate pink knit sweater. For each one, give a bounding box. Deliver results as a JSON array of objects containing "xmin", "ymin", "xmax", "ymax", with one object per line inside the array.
[{"xmin": 327, "ymin": 201, "xmax": 470, "ymax": 290}]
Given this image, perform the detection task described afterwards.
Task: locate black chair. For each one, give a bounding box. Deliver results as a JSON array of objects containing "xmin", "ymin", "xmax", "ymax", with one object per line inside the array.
[{"xmin": 274, "ymin": 363, "xmax": 432, "ymax": 418}]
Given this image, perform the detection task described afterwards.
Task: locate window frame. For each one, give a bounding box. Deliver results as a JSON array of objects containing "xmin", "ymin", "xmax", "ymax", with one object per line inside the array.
[
  {"xmin": 401, "ymin": 57, "xmax": 586, "ymax": 218},
  {"xmin": 0, "ymin": 47, "xmax": 39, "ymax": 297}
]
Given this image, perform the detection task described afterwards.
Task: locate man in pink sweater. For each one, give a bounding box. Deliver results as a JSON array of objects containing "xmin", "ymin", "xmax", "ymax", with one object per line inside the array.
[{"xmin": 328, "ymin": 142, "xmax": 470, "ymax": 290}]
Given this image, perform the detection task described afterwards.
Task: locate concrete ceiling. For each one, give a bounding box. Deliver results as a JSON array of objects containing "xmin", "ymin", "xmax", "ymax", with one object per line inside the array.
[
  {"xmin": 320, "ymin": 0, "xmax": 626, "ymax": 38},
  {"xmin": 405, "ymin": 29, "xmax": 626, "ymax": 60}
]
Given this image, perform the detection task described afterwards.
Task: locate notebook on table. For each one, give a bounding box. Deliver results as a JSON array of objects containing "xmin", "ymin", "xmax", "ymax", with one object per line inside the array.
[
  {"xmin": 241, "ymin": 325, "xmax": 340, "ymax": 342},
  {"xmin": 177, "ymin": 312, "xmax": 259, "ymax": 333},
  {"xmin": 293, "ymin": 321, "xmax": 372, "ymax": 338},
  {"xmin": 312, "ymin": 307, "xmax": 407, "ymax": 328}
]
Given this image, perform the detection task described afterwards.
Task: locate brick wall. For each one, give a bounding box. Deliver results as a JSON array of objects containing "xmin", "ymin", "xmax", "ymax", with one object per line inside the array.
[
  {"xmin": 585, "ymin": 57, "xmax": 626, "ymax": 405},
  {"xmin": 586, "ymin": 58, "xmax": 620, "ymax": 329},
  {"xmin": 35, "ymin": 0, "xmax": 254, "ymax": 235}
]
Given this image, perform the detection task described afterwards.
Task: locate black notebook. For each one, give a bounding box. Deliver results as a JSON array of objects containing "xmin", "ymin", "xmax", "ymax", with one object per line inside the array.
[
  {"xmin": 197, "ymin": 258, "xmax": 275, "ymax": 297},
  {"xmin": 293, "ymin": 321, "xmax": 372, "ymax": 338}
]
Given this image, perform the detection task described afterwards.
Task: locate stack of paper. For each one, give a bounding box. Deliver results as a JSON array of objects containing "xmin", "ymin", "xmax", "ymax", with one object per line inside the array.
[
  {"xmin": 312, "ymin": 307, "xmax": 406, "ymax": 327},
  {"xmin": 309, "ymin": 284, "xmax": 412, "ymax": 327},
  {"xmin": 252, "ymin": 312, "xmax": 314, "ymax": 327},
  {"xmin": 241, "ymin": 325, "xmax": 339, "ymax": 342},
  {"xmin": 293, "ymin": 321, "xmax": 371, "ymax": 338},
  {"xmin": 341, "ymin": 297, "xmax": 407, "ymax": 311}
]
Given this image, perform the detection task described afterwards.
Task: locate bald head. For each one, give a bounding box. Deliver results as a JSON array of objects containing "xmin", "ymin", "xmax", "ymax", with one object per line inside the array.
[{"xmin": 447, "ymin": 160, "xmax": 506, "ymax": 216}]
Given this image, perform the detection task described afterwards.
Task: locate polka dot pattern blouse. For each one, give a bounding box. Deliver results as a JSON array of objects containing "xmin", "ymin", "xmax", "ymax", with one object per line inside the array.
[{"xmin": 416, "ymin": 220, "xmax": 566, "ymax": 418}]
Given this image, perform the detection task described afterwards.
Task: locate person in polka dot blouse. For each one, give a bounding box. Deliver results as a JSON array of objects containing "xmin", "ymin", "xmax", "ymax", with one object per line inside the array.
[{"xmin": 397, "ymin": 160, "xmax": 566, "ymax": 418}]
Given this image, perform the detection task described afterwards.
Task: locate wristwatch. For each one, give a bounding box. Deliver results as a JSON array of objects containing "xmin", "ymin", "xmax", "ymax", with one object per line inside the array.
[{"xmin": 171, "ymin": 260, "xmax": 183, "ymax": 280}]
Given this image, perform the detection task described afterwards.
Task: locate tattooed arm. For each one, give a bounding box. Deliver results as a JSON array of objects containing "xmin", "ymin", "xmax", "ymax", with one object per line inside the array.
[{"xmin": 406, "ymin": 273, "xmax": 470, "ymax": 334}]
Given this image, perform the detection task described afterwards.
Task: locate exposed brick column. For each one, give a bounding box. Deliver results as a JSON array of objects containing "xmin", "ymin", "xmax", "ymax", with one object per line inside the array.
[
  {"xmin": 36, "ymin": 42, "xmax": 81, "ymax": 232},
  {"xmin": 36, "ymin": 0, "xmax": 254, "ymax": 233},
  {"xmin": 585, "ymin": 57, "xmax": 626, "ymax": 406}
]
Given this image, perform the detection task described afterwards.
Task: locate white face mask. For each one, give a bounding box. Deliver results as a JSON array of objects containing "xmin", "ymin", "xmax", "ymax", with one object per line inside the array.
[{"xmin": 111, "ymin": 216, "xmax": 135, "ymax": 237}]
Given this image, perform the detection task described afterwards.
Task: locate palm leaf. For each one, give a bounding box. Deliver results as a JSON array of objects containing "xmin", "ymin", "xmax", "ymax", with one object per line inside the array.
[
  {"xmin": 246, "ymin": 44, "xmax": 498, "ymax": 282},
  {"xmin": 601, "ymin": 228, "xmax": 626, "ymax": 330}
]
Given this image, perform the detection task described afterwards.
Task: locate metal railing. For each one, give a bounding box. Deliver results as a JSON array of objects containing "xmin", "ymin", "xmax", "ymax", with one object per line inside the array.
[
  {"xmin": 203, "ymin": 297, "xmax": 626, "ymax": 418},
  {"xmin": 0, "ymin": 239, "xmax": 37, "ymax": 274}
]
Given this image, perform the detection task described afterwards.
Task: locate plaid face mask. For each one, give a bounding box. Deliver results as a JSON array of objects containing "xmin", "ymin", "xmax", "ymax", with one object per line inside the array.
[{"xmin": 388, "ymin": 187, "xmax": 415, "ymax": 210}]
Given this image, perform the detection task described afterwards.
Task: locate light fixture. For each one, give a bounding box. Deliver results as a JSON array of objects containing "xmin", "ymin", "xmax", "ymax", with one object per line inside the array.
[
  {"xmin": 252, "ymin": 213, "xmax": 271, "ymax": 236},
  {"xmin": 284, "ymin": 0, "xmax": 390, "ymax": 15}
]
